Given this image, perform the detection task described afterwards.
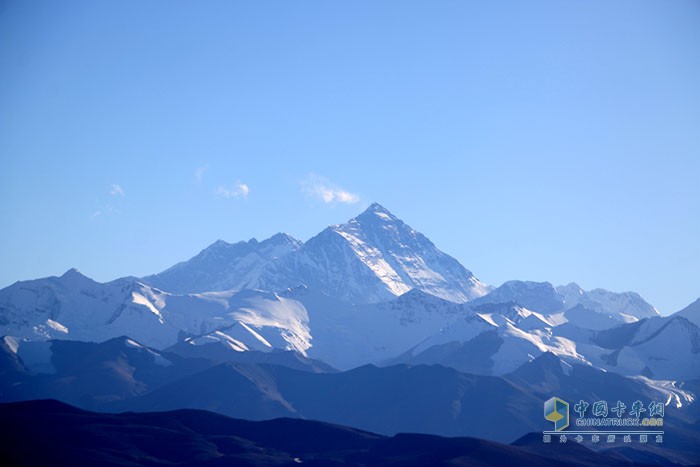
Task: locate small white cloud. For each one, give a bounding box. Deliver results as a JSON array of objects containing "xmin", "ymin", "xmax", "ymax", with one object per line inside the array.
[
  {"xmin": 195, "ymin": 165, "xmax": 208, "ymax": 185},
  {"xmin": 110, "ymin": 184, "xmax": 125, "ymax": 197},
  {"xmin": 216, "ymin": 182, "xmax": 250, "ymax": 200},
  {"xmin": 301, "ymin": 174, "xmax": 359, "ymax": 205}
]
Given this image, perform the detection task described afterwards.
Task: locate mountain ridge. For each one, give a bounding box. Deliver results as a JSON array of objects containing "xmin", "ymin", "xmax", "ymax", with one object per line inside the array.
[
  {"xmin": 0, "ymin": 202, "xmax": 688, "ymax": 381},
  {"xmin": 144, "ymin": 203, "xmax": 492, "ymax": 304}
]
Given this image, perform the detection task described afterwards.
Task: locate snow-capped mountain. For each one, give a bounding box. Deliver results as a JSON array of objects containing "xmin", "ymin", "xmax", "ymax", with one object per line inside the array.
[
  {"xmin": 471, "ymin": 280, "xmax": 660, "ymax": 328},
  {"xmin": 392, "ymin": 291, "xmax": 698, "ymax": 380},
  {"xmin": 143, "ymin": 203, "xmax": 490, "ymax": 304},
  {"xmin": 0, "ymin": 269, "xmax": 475, "ymax": 370},
  {"xmin": 282, "ymin": 287, "xmax": 472, "ymax": 369},
  {"xmin": 0, "ymin": 202, "xmax": 693, "ymax": 383},
  {"xmin": 557, "ymin": 282, "xmax": 660, "ymax": 320},
  {"xmin": 0, "ymin": 271, "xmax": 311, "ymax": 352},
  {"xmin": 469, "ymin": 281, "xmax": 566, "ymax": 314},
  {"xmin": 144, "ymin": 233, "xmax": 302, "ymax": 294},
  {"xmin": 0, "ymin": 269, "xmax": 180, "ymax": 348},
  {"xmin": 573, "ymin": 314, "xmax": 700, "ymax": 381},
  {"xmin": 393, "ymin": 301, "xmax": 586, "ymax": 375},
  {"xmin": 260, "ymin": 203, "xmax": 491, "ymax": 304}
]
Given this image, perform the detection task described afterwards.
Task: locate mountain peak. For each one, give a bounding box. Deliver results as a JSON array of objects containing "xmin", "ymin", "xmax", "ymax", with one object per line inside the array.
[
  {"xmin": 290, "ymin": 202, "xmax": 489, "ymax": 304},
  {"xmin": 559, "ymin": 282, "xmax": 583, "ymax": 293},
  {"xmin": 57, "ymin": 268, "xmax": 97, "ymax": 288},
  {"xmin": 60, "ymin": 268, "xmax": 90, "ymax": 281},
  {"xmin": 356, "ymin": 203, "xmax": 398, "ymax": 222},
  {"xmin": 266, "ymin": 232, "xmax": 302, "ymax": 246}
]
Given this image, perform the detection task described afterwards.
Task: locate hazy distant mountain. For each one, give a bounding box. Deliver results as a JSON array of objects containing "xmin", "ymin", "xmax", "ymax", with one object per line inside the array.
[
  {"xmin": 562, "ymin": 304, "xmax": 627, "ymax": 331},
  {"xmin": 676, "ymin": 297, "xmax": 700, "ymax": 327},
  {"xmin": 2, "ymin": 337, "xmax": 544, "ymax": 441},
  {"xmin": 4, "ymin": 335, "xmax": 333, "ymax": 410},
  {"xmin": 471, "ymin": 280, "xmax": 659, "ymax": 327},
  {"xmin": 3, "ymin": 348, "xmax": 696, "ymax": 456},
  {"xmin": 557, "ymin": 282, "xmax": 661, "ymax": 320},
  {"xmin": 470, "ymin": 281, "xmax": 566, "ymax": 314},
  {"xmin": 115, "ymin": 361, "xmax": 544, "ymax": 442},
  {"xmin": 143, "ymin": 233, "xmax": 303, "ymax": 294},
  {"xmin": 10, "ymin": 336, "xmax": 191, "ymax": 410},
  {"xmin": 122, "ymin": 361, "xmax": 301, "ymax": 421}
]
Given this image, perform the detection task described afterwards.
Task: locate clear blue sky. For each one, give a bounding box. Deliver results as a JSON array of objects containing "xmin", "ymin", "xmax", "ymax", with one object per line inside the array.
[{"xmin": 1, "ymin": 1, "xmax": 698, "ymax": 314}]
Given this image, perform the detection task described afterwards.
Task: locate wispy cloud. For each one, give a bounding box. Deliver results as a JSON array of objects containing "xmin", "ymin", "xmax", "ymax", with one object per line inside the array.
[
  {"xmin": 90, "ymin": 205, "xmax": 119, "ymax": 221},
  {"xmin": 194, "ymin": 165, "xmax": 208, "ymax": 185},
  {"xmin": 110, "ymin": 184, "xmax": 125, "ymax": 197},
  {"xmin": 216, "ymin": 182, "xmax": 250, "ymax": 200},
  {"xmin": 301, "ymin": 173, "xmax": 360, "ymax": 205}
]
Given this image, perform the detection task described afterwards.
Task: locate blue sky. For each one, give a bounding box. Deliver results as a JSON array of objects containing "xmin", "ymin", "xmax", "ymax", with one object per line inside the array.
[{"xmin": 1, "ymin": 1, "xmax": 698, "ymax": 313}]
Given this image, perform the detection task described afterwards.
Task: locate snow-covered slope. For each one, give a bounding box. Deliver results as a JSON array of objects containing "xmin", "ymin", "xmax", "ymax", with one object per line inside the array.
[
  {"xmin": 396, "ymin": 294, "xmax": 700, "ymax": 380},
  {"xmin": 163, "ymin": 334, "xmax": 336, "ymax": 373},
  {"xmin": 0, "ymin": 270, "xmax": 181, "ymax": 348},
  {"xmin": 181, "ymin": 288, "xmax": 312, "ymax": 355},
  {"xmin": 0, "ymin": 271, "xmax": 311, "ymax": 352},
  {"xmin": 277, "ymin": 287, "xmax": 475, "ymax": 369},
  {"xmin": 393, "ymin": 301, "xmax": 586, "ymax": 375},
  {"xmin": 0, "ymin": 202, "xmax": 685, "ymax": 382},
  {"xmin": 260, "ymin": 203, "xmax": 491, "ymax": 304},
  {"xmin": 1, "ymin": 268, "xmax": 696, "ymax": 380},
  {"xmin": 143, "ymin": 233, "xmax": 302, "ymax": 294},
  {"xmin": 0, "ymin": 270, "xmax": 478, "ymax": 370}
]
